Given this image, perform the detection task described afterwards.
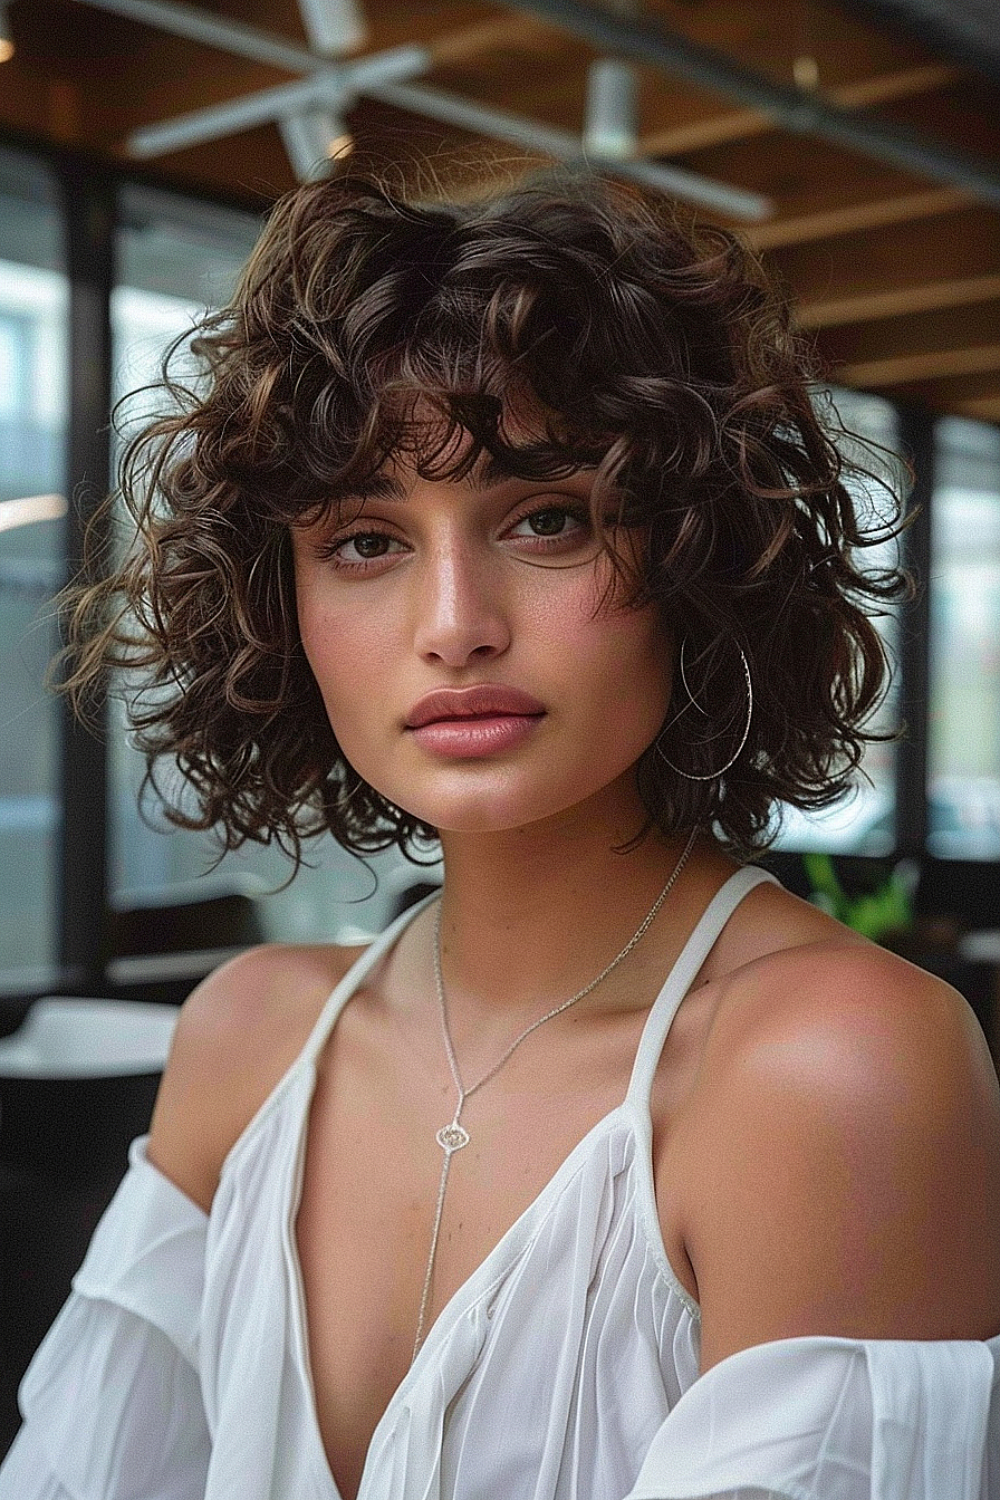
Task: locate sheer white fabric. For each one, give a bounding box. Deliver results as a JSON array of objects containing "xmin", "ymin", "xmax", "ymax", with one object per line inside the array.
[
  {"xmin": 3, "ymin": 867, "xmax": 998, "ymax": 1500},
  {"xmin": 2, "ymin": 1139, "xmax": 211, "ymax": 1500}
]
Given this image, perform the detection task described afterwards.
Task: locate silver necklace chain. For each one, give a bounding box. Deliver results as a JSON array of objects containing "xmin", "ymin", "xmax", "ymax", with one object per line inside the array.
[{"xmin": 411, "ymin": 825, "xmax": 698, "ymax": 1360}]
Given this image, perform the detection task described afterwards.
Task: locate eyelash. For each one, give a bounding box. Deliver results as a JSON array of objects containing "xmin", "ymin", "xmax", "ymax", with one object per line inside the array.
[{"xmin": 315, "ymin": 502, "xmax": 594, "ymax": 573}]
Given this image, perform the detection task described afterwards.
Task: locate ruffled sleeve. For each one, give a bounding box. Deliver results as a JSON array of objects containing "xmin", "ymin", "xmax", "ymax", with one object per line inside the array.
[
  {"xmin": 0, "ymin": 1134, "xmax": 211, "ymax": 1500},
  {"xmin": 624, "ymin": 1333, "xmax": 1000, "ymax": 1500}
]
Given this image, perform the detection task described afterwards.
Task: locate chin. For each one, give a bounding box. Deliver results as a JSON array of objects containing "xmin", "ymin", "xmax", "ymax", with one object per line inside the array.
[
  {"xmin": 386, "ymin": 787, "xmax": 559, "ymax": 835},
  {"xmin": 378, "ymin": 764, "xmax": 641, "ymax": 837}
]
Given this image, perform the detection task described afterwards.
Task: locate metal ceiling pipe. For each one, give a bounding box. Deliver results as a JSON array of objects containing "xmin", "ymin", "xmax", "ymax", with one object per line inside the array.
[
  {"xmin": 501, "ymin": 0, "xmax": 1000, "ymax": 210},
  {"xmin": 840, "ymin": 0, "xmax": 1000, "ymax": 85}
]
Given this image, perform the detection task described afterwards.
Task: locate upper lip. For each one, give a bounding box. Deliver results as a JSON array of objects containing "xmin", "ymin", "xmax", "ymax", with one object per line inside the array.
[{"xmin": 405, "ymin": 685, "xmax": 546, "ymax": 728}]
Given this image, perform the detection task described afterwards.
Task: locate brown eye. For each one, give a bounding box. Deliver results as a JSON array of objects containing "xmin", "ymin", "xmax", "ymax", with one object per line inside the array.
[
  {"xmin": 527, "ymin": 509, "xmax": 572, "ymax": 536},
  {"xmin": 316, "ymin": 528, "xmax": 406, "ymax": 568},
  {"xmin": 352, "ymin": 534, "xmax": 390, "ymax": 558}
]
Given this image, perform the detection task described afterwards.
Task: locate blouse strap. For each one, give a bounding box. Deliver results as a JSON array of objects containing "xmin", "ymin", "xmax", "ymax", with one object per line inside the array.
[
  {"xmin": 299, "ymin": 888, "xmax": 442, "ymax": 1069},
  {"xmin": 626, "ymin": 864, "xmax": 782, "ymax": 1113}
]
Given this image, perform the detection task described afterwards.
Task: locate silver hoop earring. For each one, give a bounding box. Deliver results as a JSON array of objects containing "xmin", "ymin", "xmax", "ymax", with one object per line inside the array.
[{"xmin": 654, "ymin": 637, "xmax": 753, "ymax": 781}]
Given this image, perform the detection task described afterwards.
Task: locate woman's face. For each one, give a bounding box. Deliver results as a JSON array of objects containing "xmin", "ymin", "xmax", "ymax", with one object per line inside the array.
[{"xmin": 289, "ymin": 440, "xmax": 675, "ymax": 836}]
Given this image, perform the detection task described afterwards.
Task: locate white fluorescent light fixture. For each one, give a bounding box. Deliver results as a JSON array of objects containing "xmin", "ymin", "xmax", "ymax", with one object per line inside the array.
[
  {"xmin": 0, "ymin": 494, "xmax": 68, "ymax": 533},
  {"xmin": 584, "ymin": 58, "xmax": 637, "ymax": 160},
  {"xmin": 279, "ymin": 109, "xmax": 353, "ymax": 181},
  {"xmin": 298, "ymin": 0, "xmax": 366, "ymax": 57},
  {"xmin": 126, "ymin": 39, "xmax": 424, "ymax": 158},
  {"xmin": 0, "ymin": 1, "xmax": 14, "ymax": 63}
]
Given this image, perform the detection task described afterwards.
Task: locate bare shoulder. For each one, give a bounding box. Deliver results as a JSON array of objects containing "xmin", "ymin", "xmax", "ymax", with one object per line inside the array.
[
  {"xmin": 692, "ymin": 865, "xmax": 996, "ymax": 1078},
  {"xmin": 147, "ymin": 939, "xmax": 369, "ymax": 1213},
  {"xmin": 706, "ymin": 932, "xmax": 1000, "ymax": 1095},
  {"xmin": 680, "ymin": 938, "xmax": 1000, "ymax": 1371}
]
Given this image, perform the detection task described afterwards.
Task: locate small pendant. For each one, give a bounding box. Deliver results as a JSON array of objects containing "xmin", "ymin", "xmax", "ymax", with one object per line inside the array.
[{"xmin": 436, "ymin": 1122, "xmax": 470, "ymax": 1153}]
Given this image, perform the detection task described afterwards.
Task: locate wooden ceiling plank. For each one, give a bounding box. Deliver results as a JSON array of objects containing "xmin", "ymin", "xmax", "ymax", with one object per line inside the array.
[
  {"xmin": 639, "ymin": 62, "xmax": 957, "ymax": 158},
  {"xmin": 639, "ymin": 105, "xmax": 768, "ymax": 157},
  {"xmin": 953, "ymin": 397, "xmax": 1000, "ymax": 421},
  {"xmin": 427, "ymin": 15, "xmax": 550, "ymax": 68},
  {"xmin": 828, "ymin": 62, "xmax": 957, "ymax": 109},
  {"xmin": 800, "ymin": 275, "xmax": 1000, "ymax": 328},
  {"xmin": 839, "ymin": 344, "xmax": 1000, "ymax": 387},
  {"xmin": 772, "ymin": 205, "xmax": 1000, "ymax": 299},
  {"xmin": 819, "ymin": 299, "xmax": 1000, "ymax": 366},
  {"xmin": 868, "ymin": 370, "xmax": 1000, "ymax": 404},
  {"xmin": 746, "ymin": 185, "xmax": 971, "ymax": 249},
  {"xmin": 641, "ymin": 0, "xmax": 935, "ymax": 82}
]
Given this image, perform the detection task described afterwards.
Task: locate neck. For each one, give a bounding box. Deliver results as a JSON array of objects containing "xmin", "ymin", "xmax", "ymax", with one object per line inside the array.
[{"xmin": 431, "ymin": 776, "xmax": 715, "ymax": 1027}]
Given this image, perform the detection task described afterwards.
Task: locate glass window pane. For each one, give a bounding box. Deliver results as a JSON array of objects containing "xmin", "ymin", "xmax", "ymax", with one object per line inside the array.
[
  {"xmin": 111, "ymin": 187, "xmax": 429, "ymax": 945},
  {"xmin": 927, "ymin": 417, "xmax": 1000, "ymax": 860},
  {"xmin": 771, "ymin": 387, "xmax": 902, "ymax": 855},
  {"xmin": 0, "ymin": 150, "xmax": 67, "ymax": 983}
]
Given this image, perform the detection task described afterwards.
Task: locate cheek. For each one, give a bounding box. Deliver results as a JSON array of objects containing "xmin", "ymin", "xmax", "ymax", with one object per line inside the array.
[
  {"xmin": 295, "ymin": 589, "xmax": 380, "ymax": 733},
  {"xmin": 552, "ymin": 571, "xmax": 674, "ymax": 724}
]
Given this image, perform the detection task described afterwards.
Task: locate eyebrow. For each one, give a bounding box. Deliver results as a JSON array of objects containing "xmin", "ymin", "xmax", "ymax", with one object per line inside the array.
[{"xmin": 340, "ymin": 452, "xmax": 581, "ymax": 503}]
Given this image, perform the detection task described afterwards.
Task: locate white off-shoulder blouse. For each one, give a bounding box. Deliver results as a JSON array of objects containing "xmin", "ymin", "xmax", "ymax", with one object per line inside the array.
[{"xmin": 2, "ymin": 865, "xmax": 998, "ymax": 1500}]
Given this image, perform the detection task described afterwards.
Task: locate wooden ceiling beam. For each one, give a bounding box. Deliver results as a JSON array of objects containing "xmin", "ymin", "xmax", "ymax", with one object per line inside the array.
[
  {"xmin": 770, "ymin": 205, "xmax": 1000, "ymax": 323},
  {"xmin": 873, "ymin": 371, "xmax": 1000, "ymax": 417},
  {"xmin": 639, "ymin": 62, "xmax": 957, "ymax": 159},
  {"xmin": 800, "ymin": 274, "xmax": 1000, "ymax": 329},
  {"xmin": 746, "ymin": 185, "xmax": 971, "ymax": 250},
  {"xmin": 952, "ymin": 396, "xmax": 1000, "ymax": 421},
  {"xmin": 819, "ymin": 299, "xmax": 1000, "ymax": 364},
  {"xmin": 815, "ymin": 62, "xmax": 958, "ymax": 110},
  {"xmin": 426, "ymin": 16, "xmax": 549, "ymax": 69},
  {"xmin": 839, "ymin": 343, "xmax": 1000, "ymax": 388}
]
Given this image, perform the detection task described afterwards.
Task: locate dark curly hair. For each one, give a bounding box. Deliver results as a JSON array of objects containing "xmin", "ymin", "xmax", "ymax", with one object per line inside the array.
[{"xmin": 59, "ymin": 166, "xmax": 914, "ymax": 870}]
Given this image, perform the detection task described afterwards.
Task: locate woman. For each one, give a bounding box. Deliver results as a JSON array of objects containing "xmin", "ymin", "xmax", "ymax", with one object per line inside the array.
[{"xmin": 3, "ymin": 169, "xmax": 998, "ymax": 1500}]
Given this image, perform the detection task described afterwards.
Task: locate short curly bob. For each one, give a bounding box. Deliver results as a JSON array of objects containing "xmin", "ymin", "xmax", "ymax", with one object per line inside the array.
[{"xmin": 60, "ymin": 166, "xmax": 913, "ymax": 870}]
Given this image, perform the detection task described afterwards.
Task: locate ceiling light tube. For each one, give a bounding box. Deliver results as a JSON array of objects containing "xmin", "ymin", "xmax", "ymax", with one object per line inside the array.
[
  {"xmin": 127, "ymin": 44, "xmax": 426, "ymax": 157},
  {"xmin": 297, "ymin": 0, "xmax": 366, "ymax": 58},
  {"xmin": 584, "ymin": 58, "xmax": 638, "ymax": 160}
]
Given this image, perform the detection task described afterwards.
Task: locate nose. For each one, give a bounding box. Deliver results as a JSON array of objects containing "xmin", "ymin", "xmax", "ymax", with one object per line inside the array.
[{"xmin": 412, "ymin": 535, "xmax": 511, "ymax": 668}]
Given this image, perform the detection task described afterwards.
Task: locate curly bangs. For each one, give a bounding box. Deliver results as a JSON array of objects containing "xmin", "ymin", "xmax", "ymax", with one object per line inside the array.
[{"xmin": 59, "ymin": 166, "xmax": 914, "ymax": 868}]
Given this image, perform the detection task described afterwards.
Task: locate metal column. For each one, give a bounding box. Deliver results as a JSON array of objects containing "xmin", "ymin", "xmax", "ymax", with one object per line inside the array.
[
  {"xmin": 894, "ymin": 402, "xmax": 935, "ymax": 858},
  {"xmin": 56, "ymin": 158, "xmax": 115, "ymax": 994}
]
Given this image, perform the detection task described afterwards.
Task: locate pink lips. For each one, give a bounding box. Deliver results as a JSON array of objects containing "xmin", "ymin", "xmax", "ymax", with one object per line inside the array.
[
  {"xmin": 405, "ymin": 685, "xmax": 546, "ymax": 760},
  {"xmin": 405, "ymin": 684, "xmax": 546, "ymax": 729}
]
